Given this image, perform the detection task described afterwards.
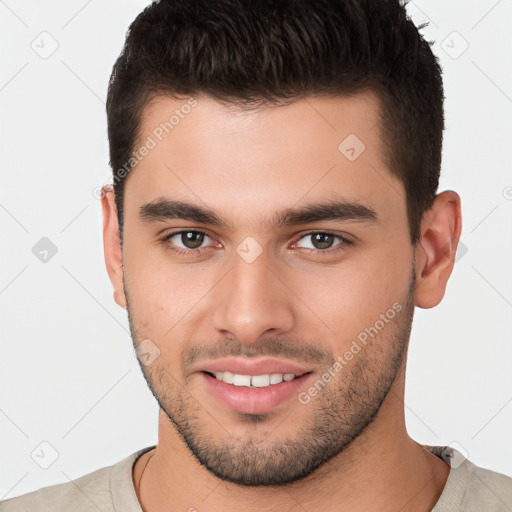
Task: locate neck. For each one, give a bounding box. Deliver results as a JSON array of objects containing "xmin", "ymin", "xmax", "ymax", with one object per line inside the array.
[{"xmin": 134, "ymin": 376, "xmax": 449, "ymax": 512}]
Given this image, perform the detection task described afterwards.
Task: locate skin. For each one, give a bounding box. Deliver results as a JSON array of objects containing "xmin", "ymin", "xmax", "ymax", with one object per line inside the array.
[{"xmin": 101, "ymin": 91, "xmax": 461, "ymax": 511}]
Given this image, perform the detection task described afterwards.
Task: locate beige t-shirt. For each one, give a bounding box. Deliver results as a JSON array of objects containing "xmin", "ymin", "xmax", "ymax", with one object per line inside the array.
[{"xmin": 1, "ymin": 445, "xmax": 511, "ymax": 511}]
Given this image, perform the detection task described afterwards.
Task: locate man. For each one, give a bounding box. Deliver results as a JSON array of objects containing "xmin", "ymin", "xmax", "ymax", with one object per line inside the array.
[{"xmin": 2, "ymin": 0, "xmax": 511, "ymax": 510}]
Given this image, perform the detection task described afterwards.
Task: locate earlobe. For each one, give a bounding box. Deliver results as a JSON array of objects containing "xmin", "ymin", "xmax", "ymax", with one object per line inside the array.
[
  {"xmin": 414, "ymin": 190, "xmax": 462, "ymax": 309},
  {"xmin": 101, "ymin": 185, "xmax": 127, "ymax": 310}
]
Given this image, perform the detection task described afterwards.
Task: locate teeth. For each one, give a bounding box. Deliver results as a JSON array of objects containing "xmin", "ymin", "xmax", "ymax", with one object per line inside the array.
[
  {"xmin": 211, "ymin": 371, "xmax": 298, "ymax": 388},
  {"xmin": 221, "ymin": 371, "xmax": 234, "ymax": 384},
  {"xmin": 233, "ymin": 374, "xmax": 251, "ymax": 387},
  {"xmin": 270, "ymin": 373, "xmax": 284, "ymax": 385},
  {"xmin": 251, "ymin": 374, "xmax": 270, "ymax": 387}
]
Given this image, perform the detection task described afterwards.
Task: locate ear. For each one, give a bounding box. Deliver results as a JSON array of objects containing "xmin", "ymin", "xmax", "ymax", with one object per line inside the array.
[
  {"xmin": 414, "ymin": 190, "xmax": 462, "ymax": 309},
  {"xmin": 101, "ymin": 185, "xmax": 127, "ymax": 309}
]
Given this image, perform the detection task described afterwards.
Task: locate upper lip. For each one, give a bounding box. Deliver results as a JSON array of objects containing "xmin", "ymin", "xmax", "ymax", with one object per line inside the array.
[{"xmin": 198, "ymin": 357, "xmax": 314, "ymax": 376}]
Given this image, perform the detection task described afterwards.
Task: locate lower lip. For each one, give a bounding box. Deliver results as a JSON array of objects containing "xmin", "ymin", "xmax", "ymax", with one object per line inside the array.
[{"xmin": 199, "ymin": 372, "xmax": 313, "ymax": 415}]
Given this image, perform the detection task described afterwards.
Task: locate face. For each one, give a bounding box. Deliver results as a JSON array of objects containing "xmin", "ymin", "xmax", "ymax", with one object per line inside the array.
[{"xmin": 117, "ymin": 92, "xmax": 417, "ymax": 486}]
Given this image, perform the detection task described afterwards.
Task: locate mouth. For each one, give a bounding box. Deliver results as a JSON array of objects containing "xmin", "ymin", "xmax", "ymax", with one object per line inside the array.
[{"xmin": 199, "ymin": 370, "xmax": 315, "ymax": 415}]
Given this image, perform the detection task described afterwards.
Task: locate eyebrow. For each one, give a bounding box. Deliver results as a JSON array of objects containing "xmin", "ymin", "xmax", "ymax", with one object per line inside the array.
[{"xmin": 138, "ymin": 197, "xmax": 379, "ymax": 231}]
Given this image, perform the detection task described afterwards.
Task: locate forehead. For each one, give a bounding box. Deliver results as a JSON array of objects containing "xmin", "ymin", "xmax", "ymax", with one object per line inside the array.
[
  {"xmin": 138, "ymin": 90, "xmax": 383, "ymax": 156},
  {"xmin": 124, "ymin": 91, "xmax": 405, "ymax": 231}
]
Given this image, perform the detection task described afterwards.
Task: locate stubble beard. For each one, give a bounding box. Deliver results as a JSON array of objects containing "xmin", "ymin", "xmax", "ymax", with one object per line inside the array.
[{"xmin": 125, "ymin": 267, "xmax": 416, "ymax": 486}]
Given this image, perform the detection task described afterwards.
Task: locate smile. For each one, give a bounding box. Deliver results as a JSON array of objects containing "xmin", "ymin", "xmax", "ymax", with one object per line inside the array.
[
  {"xmin": 200, "ymin": 371, "xmax": 314, "ymax": 414},
  {"xmin": 205, "ymin": 371, "xmax": 301, "ymax": 388}
]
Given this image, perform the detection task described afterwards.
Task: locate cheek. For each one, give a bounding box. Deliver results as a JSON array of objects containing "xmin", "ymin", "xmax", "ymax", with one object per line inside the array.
[
  {"xmin": 288, "ymin": 243, "xmax": 412, "ymax": 344},
  {"xmin": 124, "ymin": 246, "xmax": 219, "ymax": 337}
]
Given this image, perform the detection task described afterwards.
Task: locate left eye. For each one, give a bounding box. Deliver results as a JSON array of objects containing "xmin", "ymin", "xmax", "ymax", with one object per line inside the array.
[{"xmin": 295, "ymin": 232, "xmax": 345, "ymax": 250}]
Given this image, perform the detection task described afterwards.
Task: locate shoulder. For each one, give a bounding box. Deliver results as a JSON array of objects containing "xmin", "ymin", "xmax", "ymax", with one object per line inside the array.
[
  {"xmin": 464, "ymin": 462, "xmax": 512, "ymax": 510},
  {"xmin": 0, "ymin": 447, "xmax": 152, "ymax": 512},
  {"xmin": 427, "ymin": 445, "xmax": 512, "ymax": 512},
  {"xmin": 0, "ymin": 466, "xmax": 113, "ymax": 512}
]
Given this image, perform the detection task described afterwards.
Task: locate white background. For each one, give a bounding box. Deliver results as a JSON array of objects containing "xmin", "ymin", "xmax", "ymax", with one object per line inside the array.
[{"xmin": 1, "ymin": 0, "xmax": 511, "ymax": 500}]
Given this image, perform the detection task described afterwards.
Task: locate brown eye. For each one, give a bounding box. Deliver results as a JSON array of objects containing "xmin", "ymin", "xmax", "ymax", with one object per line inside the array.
[
  {"xmin": 179, "ymin": 231, "xmax": 205, "ymax": 249},
  {"xmin": 163, "ymin": 230, "xmax": 213, "ymax": 253},
  {"xmin": 310, "ymin": 233, "xmax": 336, "ymax": 249},
  {"xmin": 296, "ymin": 232, "xmax": 346, "ymax": 251}
]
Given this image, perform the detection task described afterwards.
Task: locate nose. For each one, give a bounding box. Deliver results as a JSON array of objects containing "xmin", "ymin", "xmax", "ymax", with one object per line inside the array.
[{"xmin": 212, "ymin": 248, "xmax": 296, "ymax": 344}]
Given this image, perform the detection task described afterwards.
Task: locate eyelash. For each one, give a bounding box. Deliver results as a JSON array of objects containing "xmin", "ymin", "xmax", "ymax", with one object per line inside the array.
[{"xmin": 160, "ymin": 229, "xmax": 353, "ymax": 257}]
